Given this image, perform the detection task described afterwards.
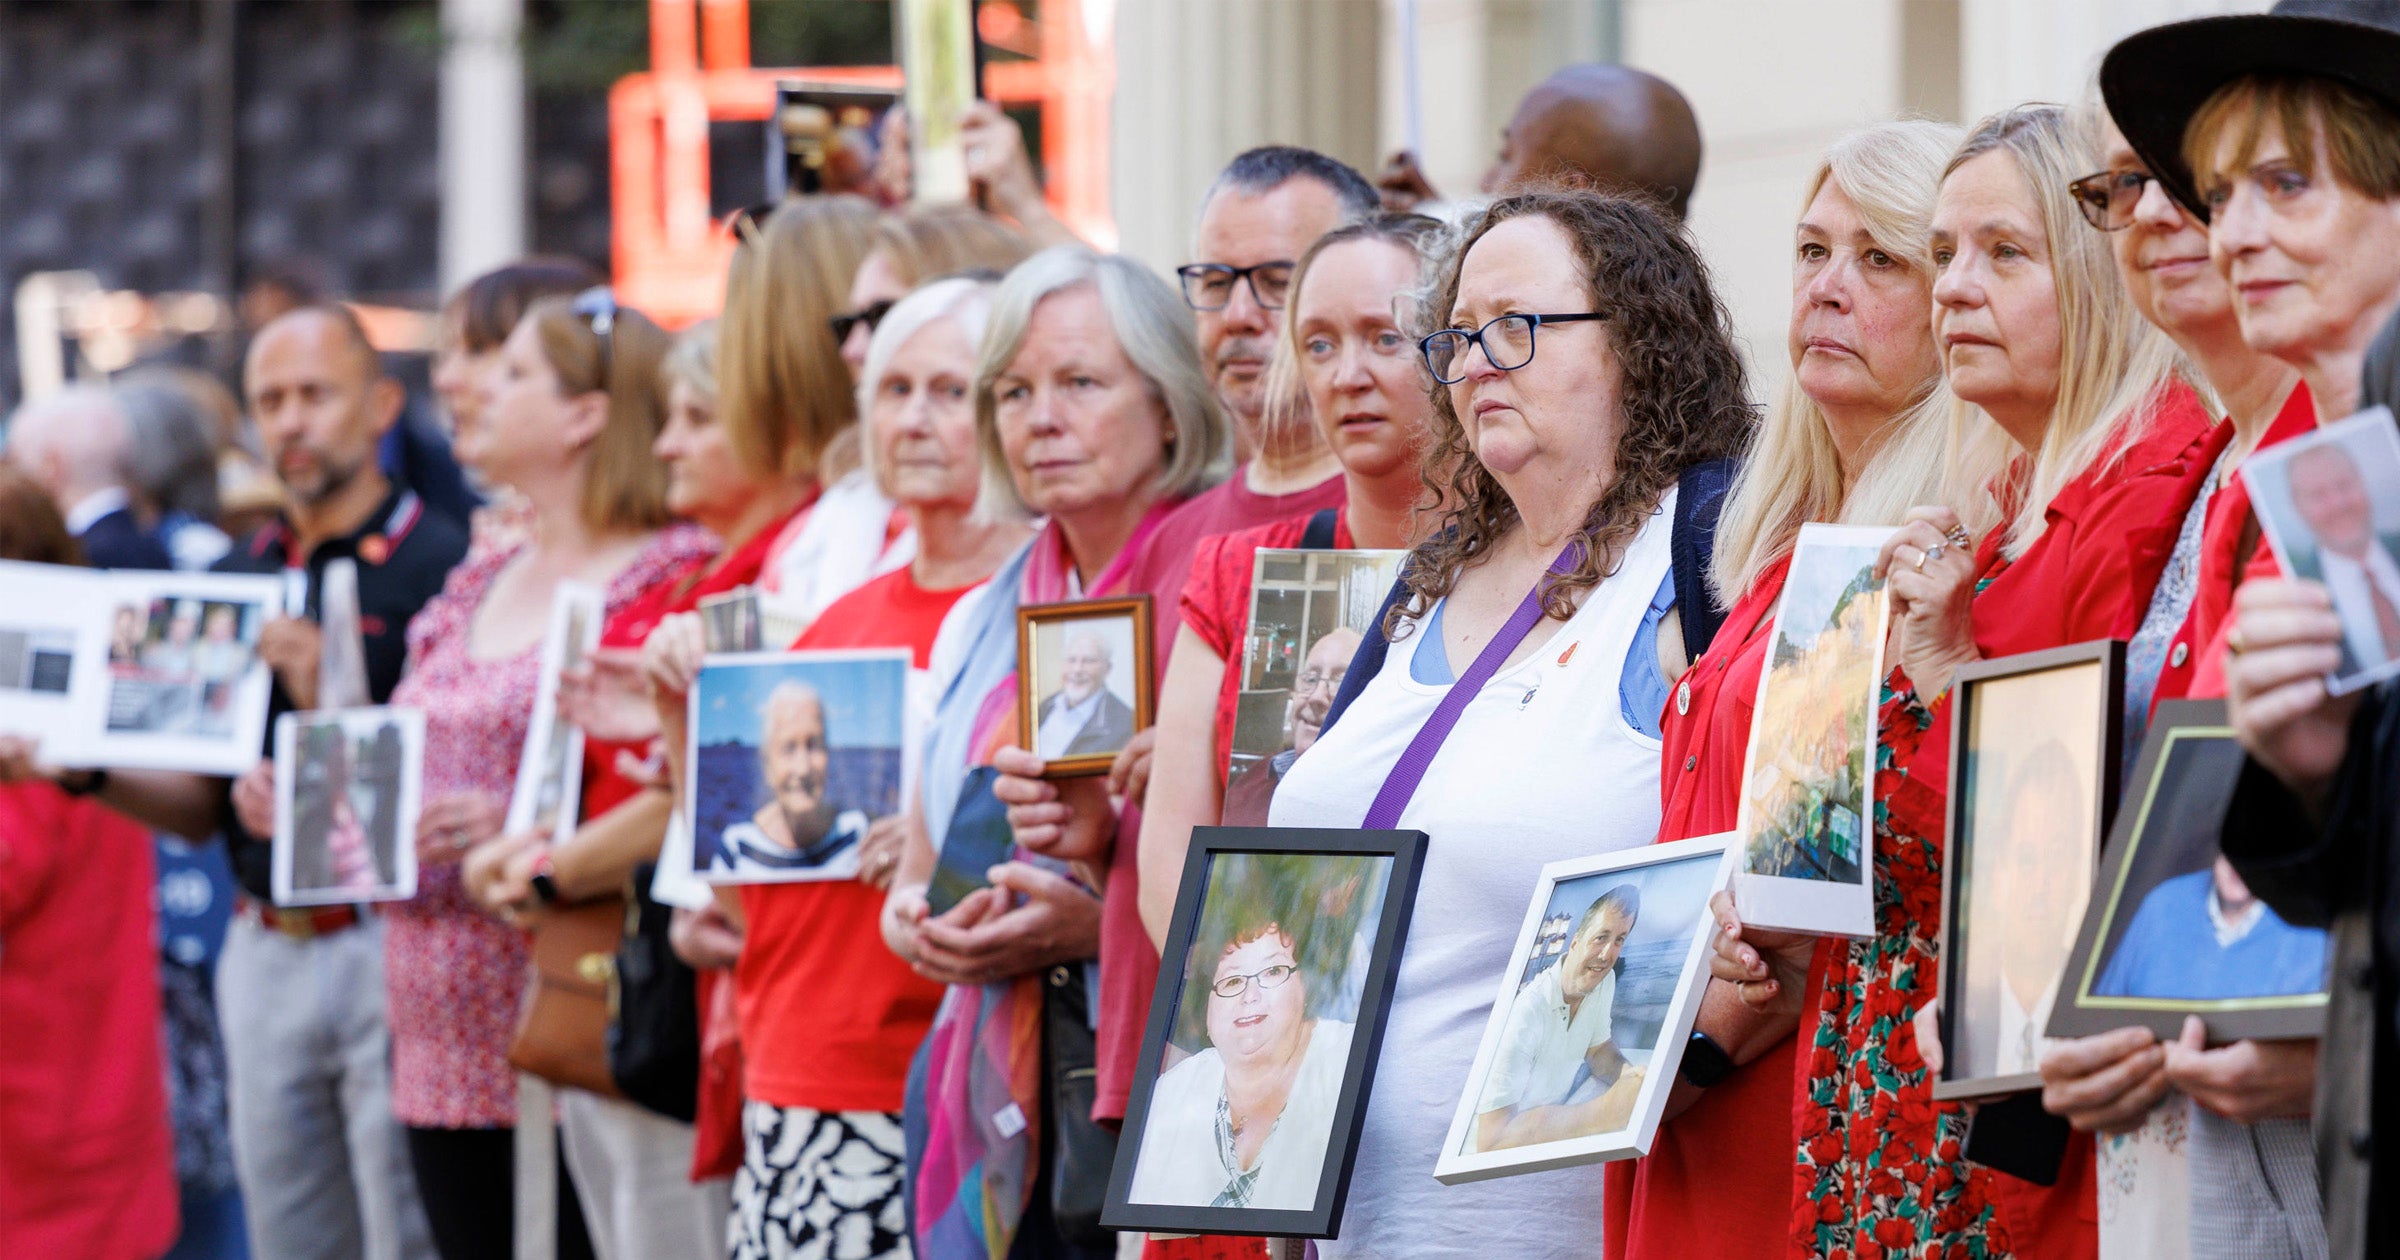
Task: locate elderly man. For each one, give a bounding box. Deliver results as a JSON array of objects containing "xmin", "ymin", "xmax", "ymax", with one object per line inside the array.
[
  {"xmin": 5, "ymin": 384, "xmax": 174, "ymax": 570},
  {"xmin": 1377, "ymin": 63, "xmax": 1705, "ymax": 220},
  {"xmin": 1036, "ymin": 626, "xmax": 1137, "ymax": 760},
  {"xmin": 1222, "ymin": 626, "xmax": 1361, "ymax": 827},
  {"xmin": 1475, "ymin": 884, "xmax": 1646, "ymax": 1151},
  {"xmin": 2283, "ymin": 441, "xmax": 2400, "ymax": 673},
  {"xmin": 714, "ymin": 682, "xmax": 869, "ymax": 874}
]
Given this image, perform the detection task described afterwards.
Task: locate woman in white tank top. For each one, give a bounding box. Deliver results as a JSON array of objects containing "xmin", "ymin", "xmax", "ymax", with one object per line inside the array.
[{"xmin": 1268, "ymin": 191, "xmax": 1756, "ymax": 1259}]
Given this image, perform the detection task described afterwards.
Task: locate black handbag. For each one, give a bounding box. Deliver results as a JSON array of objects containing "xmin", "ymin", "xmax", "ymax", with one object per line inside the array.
[
  {"xmin": 606, "ymin": 868, "xmax": 700, "ymax": 1123},
  {"xmin": 1041, "ymin": 961, "xmax": 1118, "ymax": 1248}
]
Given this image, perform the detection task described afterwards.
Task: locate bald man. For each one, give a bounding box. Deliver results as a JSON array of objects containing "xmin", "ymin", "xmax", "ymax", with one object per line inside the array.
[
  {"xmin": 1377, "ymin": 63, "xmax": 1704, "ymax": 219},
  {"xmin": 5, "ymin": 384, "xmax": 174, "ymax": 569}
]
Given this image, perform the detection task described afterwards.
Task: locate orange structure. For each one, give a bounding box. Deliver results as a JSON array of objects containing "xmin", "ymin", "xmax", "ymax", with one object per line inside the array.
[{"xmin": 612, "ymin": 0, "xmax": 1114, "ymax": 326}]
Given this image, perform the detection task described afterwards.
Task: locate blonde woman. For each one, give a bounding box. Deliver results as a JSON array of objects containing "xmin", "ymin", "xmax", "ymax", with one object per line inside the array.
[{"xmin": 1608, "ymin": 119, "xmax": 1974, "ymax": 1260}]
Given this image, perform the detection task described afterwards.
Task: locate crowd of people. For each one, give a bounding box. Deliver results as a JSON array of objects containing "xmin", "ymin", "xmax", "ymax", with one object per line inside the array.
[{"xmin": 7, "ymin": 4, "xmax": 2400, "ymax": 1259}]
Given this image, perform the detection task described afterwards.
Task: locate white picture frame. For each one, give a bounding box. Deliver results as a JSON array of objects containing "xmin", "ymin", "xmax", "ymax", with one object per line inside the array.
[
  {"xmin": 1433, "ymin": 832, "xmax": 1736, "ymax": 1184},
  {"xmin": 68, "ymin": 569, "xmax": 287, "ymax": 775},
  {"xmin": 0, "ymin": 560, "xmax": 112, "ymax": 755},
  {"xmin": 271, "ymin": 705, "xmax": 423, "ymax": 907}
]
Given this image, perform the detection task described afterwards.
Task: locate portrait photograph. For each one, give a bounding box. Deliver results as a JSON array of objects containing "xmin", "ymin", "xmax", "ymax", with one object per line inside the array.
[
  {"xmin": 1938, "ymin": 642, "xmax": 2122, "ymax": 1100},
  {"xmin": 1732, "ymin": 524, "xmax": 1893, "ymax": 938},
  {"xmin": 1017, "ymin": 595, "xmax": 1153, "ymax": 778},
  {"xmin": 1106, "ymin": 826, "xmax": 1426, "ymax": 1240},
  {"xmin": 2241, "ymin": 405, "xmax": 2400, "ymax": 694},
  {"xmin": 505, "ymin": 583, "xmax": 602, "ymax": 844},
  {"xmin": 271, "ymin": 706, "xmax": 422, "ymax": 907},
  {"xmin": 686, "ymin": 649, "xmax": 912, "ymax": 885},
  {"xmin": 2052, "ymin": 699, "xmax": 2331, "ymax": 1043},
  {"xmin": 1435, "ymin": 833, "xmax": 1734, "ymax": 1184},
  {"xmin": 1223, "ymin": 548, "xmax": 1405, "ymax": 826},
  {"xmin": 82, "ymin": 570, "xmax": 284, "ymax": 775}
]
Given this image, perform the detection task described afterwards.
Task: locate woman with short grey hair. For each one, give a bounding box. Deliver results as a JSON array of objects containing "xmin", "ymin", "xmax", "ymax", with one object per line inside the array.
[{"xmin": 115, "ymin": 377, "xmax": 232, "ymax": 570}]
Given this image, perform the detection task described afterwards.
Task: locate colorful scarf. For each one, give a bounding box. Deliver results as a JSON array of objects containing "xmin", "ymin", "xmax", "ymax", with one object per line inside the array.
[{"xmin": 912, "ymin": 507, "xmax": 1172, "ymax": 1260}]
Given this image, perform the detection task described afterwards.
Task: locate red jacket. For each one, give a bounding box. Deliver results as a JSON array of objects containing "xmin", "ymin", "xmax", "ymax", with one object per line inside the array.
[{"xmin": 0, "ymin": 784, "xmax": 178, "ymax": 1259}]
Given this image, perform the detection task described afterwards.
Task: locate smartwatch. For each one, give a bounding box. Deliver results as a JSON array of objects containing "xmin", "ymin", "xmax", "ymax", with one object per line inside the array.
[
  {"xmin": 528, "ymin": 851, "xmax": 561, "ymax": 906},
  {"xmin": 1679, "ymin": 1031, "xmax": 1737, "ymax": 1088}
]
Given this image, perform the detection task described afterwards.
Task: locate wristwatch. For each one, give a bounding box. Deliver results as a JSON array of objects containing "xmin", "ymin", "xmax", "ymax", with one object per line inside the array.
[
  {"xmin": 57, "ymin": 767, "xmax": 109, "ymax": 798},
  {"xmin": 1679, "ymin": 1031, "xmax": 1737, "ymax": 1088},
  {"xmin": 528, "ymin": 851, "xmax": 561, "ymax": 906}
]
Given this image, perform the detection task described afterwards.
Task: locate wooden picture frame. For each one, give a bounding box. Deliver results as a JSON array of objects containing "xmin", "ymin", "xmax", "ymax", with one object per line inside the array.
[
  {"xmin": 1016, "ymin": 595, "xmax": 1154, "ymax": 778},
  {"xmin": 1935, "ymin": 640, "xmax": 2124, "ymax": 1101},
  {"xmin": 1102, "ymin": 825, "xmax": 1427, "ymax": 1240},
  {"xmin": 2047, "ymin": 699, "xmax": 2331, "ymax": 1043}
]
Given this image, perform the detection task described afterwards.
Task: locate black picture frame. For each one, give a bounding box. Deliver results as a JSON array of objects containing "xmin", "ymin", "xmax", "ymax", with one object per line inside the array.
[
  {"xmin": 2047, "ymin": 698, "xmax": 2332, "ymax": 1042},
  {"xmin": 1016, "ymin": 595, "xmax": 1155, "ymax": 778},
  {"xmin": 1936, "ymin": 640, "xmax": 2125, "ymax": 1101},
  {"xmin": 1100, "ymin": 825, "xmax": 1427, "ymax": 1240}
]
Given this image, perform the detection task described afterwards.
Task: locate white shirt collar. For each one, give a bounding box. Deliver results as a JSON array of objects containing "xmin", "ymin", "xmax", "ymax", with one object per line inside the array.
[
  {"xmin": 64, "ymin": 485, "xmax": 128, "ymax": 536},
  {"xmin": 2207, "ymin": 884, "xmax": 2265, "ymax": 949}
]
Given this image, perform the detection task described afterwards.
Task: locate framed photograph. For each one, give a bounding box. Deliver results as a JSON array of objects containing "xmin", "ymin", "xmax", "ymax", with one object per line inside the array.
[
  {"xmin": 271, "ymin": 706, "xmax": 422, "ymax": 907},
  {"xmin": 1731, "ymin": 523, "xmax": 1894, "ymax": 938},
  {"xmin": 1224, "ymin": 548, "xmax": 1406, "ymax": 827},
  {"xmin": 1016, "ymin": 595, "xmax": 1154, "ymax": 778},
  {"xmin": 1936, "ymin": 641, "xmax": 2124, "ymax": 1101},
  {"xmin": 898, "ymin": 0, "xmax": 979, "ymax": 205},
  {"xmin": 1104, "ymin": 826, "xmax": 1426, "ymax": 1239},
  {"xmin": 505, "ymin": 583, "xmax": 603, "ymax": 844},
  {"xmin": 2049, "ymin": 699, "xmax": 2331, "ymax": 1043},
  {"xmin": 2240, "ymin": 405, "xmax": 2400, "ymax": 694},
  {"xmin": 80, "ymin": 570, "xmax": 286, "ymax": 774},
  {"xmin": 1435, "ymin": 833, "xmax": 1736, "ymax": 1184},
  {"xmin": 685, "ymin": 649, "xmax": 914, "ymax": 884}
]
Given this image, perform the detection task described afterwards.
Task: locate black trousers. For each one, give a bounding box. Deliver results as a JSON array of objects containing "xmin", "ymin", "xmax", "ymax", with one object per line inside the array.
[{"xmin": 404, "ymin": 1124, "xmax": 596, "ymax": 1260}]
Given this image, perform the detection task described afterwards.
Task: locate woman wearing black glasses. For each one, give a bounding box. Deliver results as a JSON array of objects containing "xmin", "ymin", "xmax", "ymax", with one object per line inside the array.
[{"xmin": 1262, "ymin": 191, "xmax": 1753, "ymax": 1259}]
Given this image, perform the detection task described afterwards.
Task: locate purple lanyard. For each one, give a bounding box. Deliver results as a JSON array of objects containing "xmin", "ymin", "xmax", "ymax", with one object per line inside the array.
[{"xmin": 1361, "ymin": 542, "xmax": 1584, "ymax": 829}]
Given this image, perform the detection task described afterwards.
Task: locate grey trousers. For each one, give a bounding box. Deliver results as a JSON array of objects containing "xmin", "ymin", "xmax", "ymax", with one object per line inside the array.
[
  {"xmin": 2190, "ymin": 1110, "xmax": 2331, "ymax": 1260},
  {"xmin": 557, "ymin": 1088, "xmax": 730, "ymax": 1260},
  {"xmin": 216, "ymin": 914, "xmax": 436, "ymax": 1260}
]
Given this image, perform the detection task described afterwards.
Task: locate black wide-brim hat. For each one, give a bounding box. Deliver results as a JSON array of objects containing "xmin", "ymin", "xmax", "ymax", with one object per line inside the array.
[{"xmin": 2101, "ymin": 0, "xmax": 2400, "ymax": 222}]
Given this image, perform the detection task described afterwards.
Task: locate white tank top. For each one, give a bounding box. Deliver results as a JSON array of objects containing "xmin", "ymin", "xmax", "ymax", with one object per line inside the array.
[{"xmin": 1268, "ymin": 489, "xmax": 1674, "ymax": 1259}]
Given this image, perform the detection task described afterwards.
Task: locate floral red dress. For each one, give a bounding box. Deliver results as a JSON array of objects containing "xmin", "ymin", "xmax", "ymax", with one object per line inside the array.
[{"xmin": 384, "ymin": 525, "xmax": 715, "ymax": 1128}]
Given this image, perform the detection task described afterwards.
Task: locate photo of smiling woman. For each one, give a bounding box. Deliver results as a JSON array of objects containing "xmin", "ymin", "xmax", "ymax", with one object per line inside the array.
[{"xmin": 1127, "ymin": 851, "xmax": 1390, "ymax": 1211}]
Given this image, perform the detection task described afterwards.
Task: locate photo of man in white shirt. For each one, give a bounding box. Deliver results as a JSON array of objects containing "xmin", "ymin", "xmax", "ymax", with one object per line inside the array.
[
  {"xmin": 1469, "ymin": 884, "xmax": 1645, "ymax": 1152},
  {"xmin": 2281, "ymin": 440, "xmax": 2400, "ymax": 681}
]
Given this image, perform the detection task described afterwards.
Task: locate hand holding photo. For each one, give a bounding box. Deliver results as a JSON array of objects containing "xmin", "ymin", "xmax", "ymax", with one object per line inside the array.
[
  {"xmin": 1434, "ymin": 833, "xmax": 1735, "ymax": 1184},
  {"xmin": 686, "ymin": 649, "xmax": 913, "ymax": 884},
  {"xmin": 272, "ymin": 706, "xmax": 423, "ymax": 907},
  {"xmin": 1225, "ymin": 549, "xmax": 1406, "ymax": 827},
  {"xmin": 1017, "ymin": 596, "xmax": 1154, "ymax": 778},
  {"xmin": 506, "ymin": 583, "xmax": 603, "ymax": 843},
  {"xmin": 2239, "ymin": 405, "xmax": 2400, "ymax": 694},
  {"xmin": 1732, "ymin": 524, "xmax": 1893, "ymax": 938}
]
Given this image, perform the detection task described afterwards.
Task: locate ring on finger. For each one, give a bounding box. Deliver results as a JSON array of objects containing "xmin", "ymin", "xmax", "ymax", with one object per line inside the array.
[
  {"xmin": 2228, "ymin": 627, "xmax": 2249, "ymax": 656},
  {"xmin": 1924, "ymin": 542, "xmax": 1946, "ymax": 565},
  {"xmin": 1944, "ymin": 525, "xmax": 1971, "ymax": 549},
  {"xmin": 1913, "ymin": 547, "xmax": 1929, "ymax": 573}
]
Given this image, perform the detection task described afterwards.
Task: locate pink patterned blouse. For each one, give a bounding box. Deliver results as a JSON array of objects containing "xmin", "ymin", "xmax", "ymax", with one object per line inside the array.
[{"xmin": 384, "ymin": 524, "xmax": 717, "ymax": 1128}]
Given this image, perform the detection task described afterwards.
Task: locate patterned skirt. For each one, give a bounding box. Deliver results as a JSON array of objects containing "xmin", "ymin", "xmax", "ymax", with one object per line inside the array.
[{"xmin": 733, "ymin": 1101, "xmax": 912, "ymax": 1260}]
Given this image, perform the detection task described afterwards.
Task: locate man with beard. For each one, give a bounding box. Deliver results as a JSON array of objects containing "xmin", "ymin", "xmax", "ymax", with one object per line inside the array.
[
  {"xmin": 713, "ymin": 682, "xmax": 870, "ymax": 875},
  {"xmin": 1474, "ymin": 884, "xmax": 1646, "ymax": 1151},
  {"xmin": 1222, "ymin": 626, "xmax": 1360, "ymax": 827},
  {"xmin": 1034, "ymin": 625, "xmax": 1138, "ymax": 760}
]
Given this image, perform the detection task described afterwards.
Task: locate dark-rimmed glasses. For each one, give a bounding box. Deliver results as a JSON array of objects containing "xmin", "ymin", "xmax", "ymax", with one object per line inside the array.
[
  {"xmin": 829, "ymin": 299, "xmax": 895, "ymax": 344},
  {"xmin": 1209, "ymin": 962, "xmax": 1297, "ymax": 1000},
  {"xmin": 1176, "ymin": 261, "xmax": 1295, "ymax": 312},
  {"xmin": 1419, "ymin": 312, "xmax": 1606, "ymax": 386},
  {"xmin": 2069, "ymin": 169, "xmax": 2156, "ymax": 232},
  {"xmin": 572, "ymin": 286, "xmax": 617, "ymax": 388}
]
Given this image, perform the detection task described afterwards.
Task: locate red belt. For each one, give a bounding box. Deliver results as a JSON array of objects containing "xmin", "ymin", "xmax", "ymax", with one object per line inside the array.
[{"xmin": 239, "ymin": 897, "xmax": 367, "ymax": 940}]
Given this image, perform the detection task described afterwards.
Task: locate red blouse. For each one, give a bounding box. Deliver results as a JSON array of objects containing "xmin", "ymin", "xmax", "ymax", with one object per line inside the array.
[
  {"xmin": 1603, "ymin": 557, "xmax": 1800, "ymax": 1259},
  {"xmin": 2183, "ymin": 384, "xmax": 2317, "ymax": 701},
  {"xmin": 1176, "ymin": 512, "xmax": 1355, "ymax": 780}
]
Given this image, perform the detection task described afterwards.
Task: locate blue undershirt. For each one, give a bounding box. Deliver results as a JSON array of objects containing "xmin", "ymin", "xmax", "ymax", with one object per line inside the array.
[{"xmin": 1409, "ymin": 569, "xmax": 1678, "ymax": 738}]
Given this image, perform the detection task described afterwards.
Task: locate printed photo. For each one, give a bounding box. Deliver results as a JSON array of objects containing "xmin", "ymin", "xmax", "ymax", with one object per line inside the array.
[
  {"xmin": 1224, "ymin": 549, "xmax": 1405, "ymax": 827},
  {"xmin": 272, "ymin": 706, "xmax": 422, "ymax": 907},
  {"xmin": 1940, "ymin": 644, "xmax": 2120, "ymax": 1098},
  {"xmin": 2053, "ymin": 700, "xmax": 2332, "ymax": 1043},
  {"xmin": 1107, "ymin": 825, "xmax": 1426, "ymax": 1239},
  {"xmin": 506, "ymin": 583, "xmax": 602, "ymax": 843},
  {"xmin": 1436, "ymin": 834, "xmax": 1733, "ymax": 1183},
  {"xmin": 899, "ymin": 0, "xmax": 977, "ymax": 204},
  {"xmin": 2242, "ymin": 406, "xmax": 2400, "ymax": 693},
  {"xmin": 1018, "ymin": 596, "xmax": 1154, "ymax": 777},
  {"xmin": 1732, "ymin": 524, "xmax": 1891, "ymax": 938},
  {"xmin": 687, "ymin": 650, "xmax": 912, "ymax": 884},
  {"xmin": 105, "ymin": 597, "xmax": 263, "ymax": 738}
]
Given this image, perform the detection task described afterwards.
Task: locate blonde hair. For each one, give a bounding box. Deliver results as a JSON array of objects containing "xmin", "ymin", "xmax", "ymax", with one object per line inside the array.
[
  {"xmin": 523, "ymin": 294, "xmax": 675, "ymax": 533},
  {"xmin": 974, "ymin": 246, "xmax": 1229, "ymax": 520},
  {"xmin": 662, "ymin": 319, "xmax": 717, "ymax": 405},
  {"xmin": 854, "ymin": 277, "xmax": 996, "ymax": 499},
  {"xmin": 870, "ymin": 205, "xmax": 1033, "ymax": 286},
  {"xmin": 1943, "ymin": 105, "xmax": 2178, "ymax": 558},
  {"xmin": 1713, "ymin": 120, "xmax": 1988, "ymax": 600},
  {"xmin": 717, "ymin": 194, "xmax": 879, "ymax": 482}
]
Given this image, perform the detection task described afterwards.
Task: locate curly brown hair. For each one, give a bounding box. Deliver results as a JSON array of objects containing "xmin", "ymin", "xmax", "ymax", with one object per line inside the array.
[{"xmin": 1396, "ymin": 191, "xmax": 1755, "ymax": 630}]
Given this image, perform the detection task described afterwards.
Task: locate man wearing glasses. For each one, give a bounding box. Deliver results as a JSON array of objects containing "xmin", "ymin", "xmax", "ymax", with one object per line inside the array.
[{"xmin": 1221, "ymin": 626, "xmax": 1362, "ymax": 827}]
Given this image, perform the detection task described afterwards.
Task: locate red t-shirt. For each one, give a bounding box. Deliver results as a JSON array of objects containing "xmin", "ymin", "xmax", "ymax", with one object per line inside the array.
[
  {"xmin": 1091, "ymin": 468, "xmax": 1343, "ymax": 1125},
  {"xmin": 735, "ymin": 566, "xmax": 976, "ymax": 1110},
  {"xmin": 1604, "ymin": 559, "xmax": 1797, "ymax": 1259},
  {"xmin": 1177, "ymin": 512, "xmax": 1355, "ymax": 780}
]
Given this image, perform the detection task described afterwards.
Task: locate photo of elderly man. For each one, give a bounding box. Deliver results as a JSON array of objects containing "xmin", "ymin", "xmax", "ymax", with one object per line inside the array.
[
  {"xmin": 1470, "ymin": 884, "xmax": 1645, "ymax": 1152},
  {"xmin": 1034, "ymin": 619, "xmax": 1137, "ymax": 760},
  {"xmin": 2278, "ymin": 438, "xmax": 2400, "ymax": 679},
  {"xmin": 709, "ymin": 680, "xmax": 870, "ymax": 877},
  {"xmin": 1222, "ymin": 626, "xmax": 1360, "ymax": 827}
]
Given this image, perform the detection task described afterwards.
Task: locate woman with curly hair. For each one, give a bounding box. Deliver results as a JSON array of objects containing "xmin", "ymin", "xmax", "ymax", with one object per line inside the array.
[{"xmin": 1264, "ymin": 189, "xmax": 1754, "ymax": 1257}]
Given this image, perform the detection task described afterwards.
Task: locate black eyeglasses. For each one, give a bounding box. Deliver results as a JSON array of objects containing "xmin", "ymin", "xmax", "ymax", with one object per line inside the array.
[
  {"xmin": 1419, "ymin": 312, "xmax": 1606, "ymax": 385},
  {"xmin": 572, "ymin": 286, "xmax": 617, "ymax": 388},
  {"xmin": 829, "ymin": 299, "xmax": 896, "ymax": 344},
  {"xmin": 1176, "ymin": 261, "xmax": 1296, "ymax": 312},
  {"xmin": 2069, "ymin": 168, "xmax": 2157, "ymax": 232}
]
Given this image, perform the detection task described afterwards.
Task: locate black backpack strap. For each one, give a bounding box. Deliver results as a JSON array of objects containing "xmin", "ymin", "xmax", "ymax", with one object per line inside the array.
[
  {"xmin": 1671, "ymin": 458, "xmax": 1739, "ymax": 659},
  {"xmin": 1316, "ymin": 563, "xmax": 1412, "ymax": 740},
  {"xmin": 1299, "ymin": 507, "xmax": 1341, "ymax": 551}
]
